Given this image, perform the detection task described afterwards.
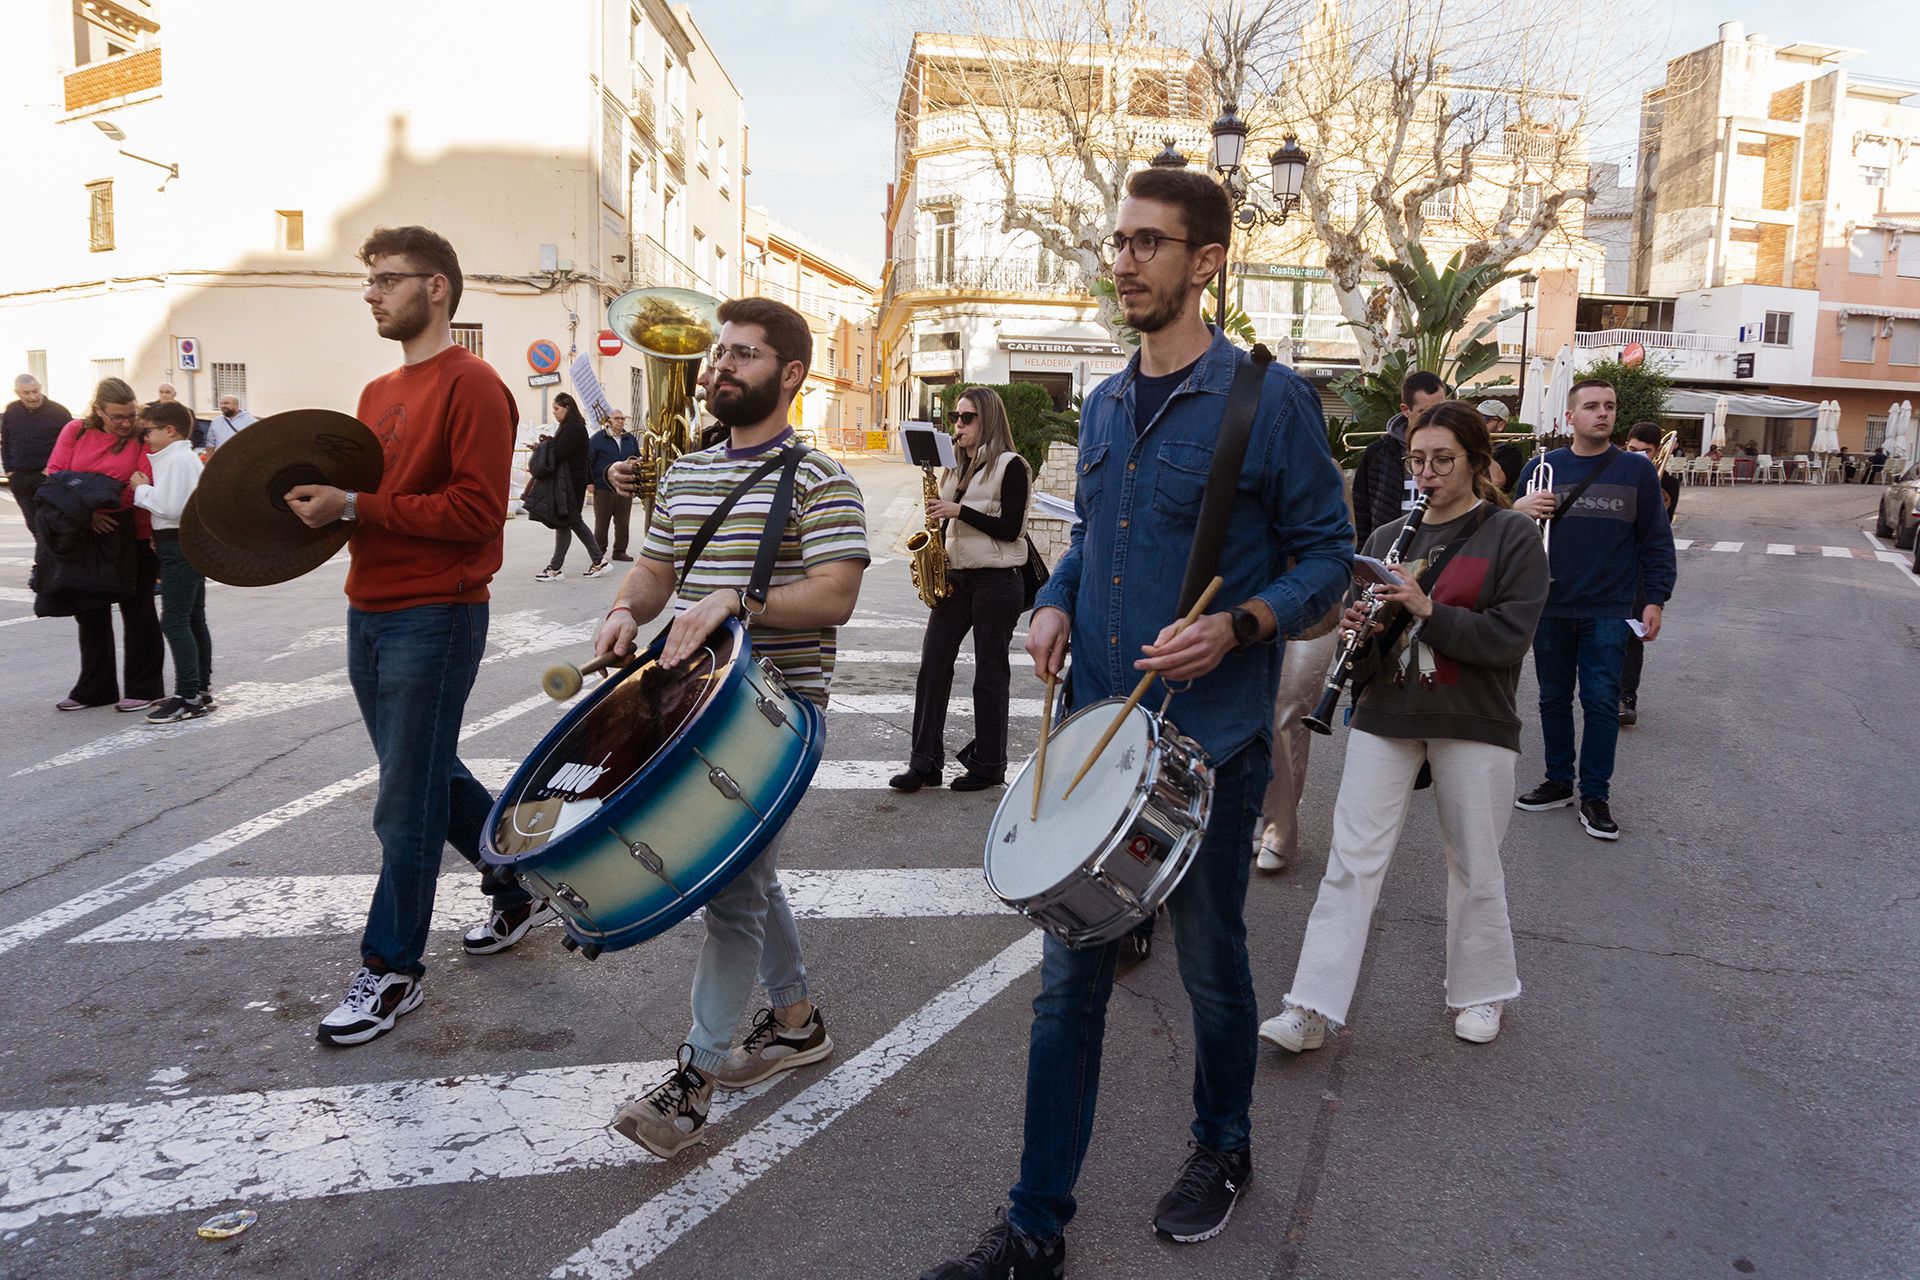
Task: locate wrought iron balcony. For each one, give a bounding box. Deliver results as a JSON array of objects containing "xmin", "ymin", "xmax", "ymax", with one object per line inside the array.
[{"xmin": 887, "ymin": 256, "xmax": 1089, "ymax": 297}]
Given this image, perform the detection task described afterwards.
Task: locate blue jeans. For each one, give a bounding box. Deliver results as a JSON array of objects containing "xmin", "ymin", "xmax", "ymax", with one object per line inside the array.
[
  {"xmin": 685, "ymin": 829, "xmax": 810, "ymax": 1075},
  {"xmin": 347, "ymin": 603, "xmax": 529, "ymax": 977},
  {"xmin": 1008, "ymin": 746, "xmax": 1263, "ymax": 1241},
  {"xmin": 1532, "ymin": 616, "xmax": 1630, "ymax": 803}
]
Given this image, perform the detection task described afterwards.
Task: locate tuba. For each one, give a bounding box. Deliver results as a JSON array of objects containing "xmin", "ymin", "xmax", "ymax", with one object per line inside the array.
[{"xmin": 607, "ymin": 285, "xmax": 721, "ymax": 527}]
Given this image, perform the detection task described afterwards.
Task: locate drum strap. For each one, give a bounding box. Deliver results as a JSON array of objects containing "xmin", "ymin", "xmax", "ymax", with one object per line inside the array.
[
  {"xmin": 675, "ymin": 445, "xmax": 811, "ymax": 609},
  {"xmin": 1175, "ymin": 344, "xmax": 1274, "ymax": 615}
]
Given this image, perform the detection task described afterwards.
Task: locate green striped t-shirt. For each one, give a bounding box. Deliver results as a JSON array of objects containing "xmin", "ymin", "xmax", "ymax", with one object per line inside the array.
[{"xmin": 641, "ymin": 431, "xmax": 868, "ymax": 707}]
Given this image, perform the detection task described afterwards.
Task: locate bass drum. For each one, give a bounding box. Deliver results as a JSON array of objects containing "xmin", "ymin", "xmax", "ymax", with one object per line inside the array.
[
  {"xmin": 481, "ymin": 619, "xmax": 822, "ymax": 954},
  {"xmin": 983, "ymin": 698, "xmax": 1213, "ymax": 949}
]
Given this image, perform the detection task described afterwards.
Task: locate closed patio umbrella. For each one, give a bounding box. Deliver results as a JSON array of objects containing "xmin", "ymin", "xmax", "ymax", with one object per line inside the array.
[
  {"xmin": 1710, "ymin": 395, "xmax": 1729, "ymax": 450},
  {"xmin": 1542, "ymin": 345, "xmax": 1574, "ymax": 440}
]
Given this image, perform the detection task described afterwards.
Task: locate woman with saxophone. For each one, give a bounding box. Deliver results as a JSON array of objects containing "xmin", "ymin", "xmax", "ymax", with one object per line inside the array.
[
  {"xmin": 889, "ymin": 388, "xmax": 1030, "ymax": 793},
  {"xmin": 1261, "ymin": 401, "xmax": 1548, "ymax": 1052}
]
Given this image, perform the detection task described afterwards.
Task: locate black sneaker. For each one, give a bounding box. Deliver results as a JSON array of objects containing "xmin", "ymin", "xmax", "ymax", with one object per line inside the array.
[
  {"xmin": 889, "ymin": 766, "xmax": 943, "ymax": 792},
  {"xmin": 1119, "ymin": 927, "xmax": 1152, "ymax": 968},
  {"xmin": 950, "ymin": 770, "xmax": 1005, "ymax": 792},
  {"xmin": 1153, "ymin": 1143, "xmax": 1252, "ymax": 1243},
  {"xmin": 195, "ymin": 690, "xmax": 216, "ymax": 712},
  {"xmin": 1515, "ymin": 780, "xmax": 1575, "ymax": 811},
  {"xmin": 1619, "ymin": 702, "xmax": 1638, "ymax": 727},
  {"xmin": 1579, "ymin": 799, "xmax": 1621, "ymax": 841},
  {"xmin": 145, "ymin": 695, "xmax": 207, "ymax": 724},
  {"xmin": 462, "ymin": 899, "xmax": 559, "ymax": 954},
  {"xmin": 919, "ymin": 1208, "xmax": 1065, "ymax": 1279}
]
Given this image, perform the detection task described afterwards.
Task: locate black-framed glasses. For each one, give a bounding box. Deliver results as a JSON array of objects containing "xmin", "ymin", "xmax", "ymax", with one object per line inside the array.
[
  {"xmin": 1404, "ymin": 453, "xmax": 1461, "ymax": 476},
  {"xmin": 361, "ymin": 271, "xmax": 436, "ymax": 293},
  {"xmin": 1103, "ymin": 230, "xmax": 1192, "ymax": 263},
  {"xmin": 100, "ymin": 407, "xmax": 139, "ymax": 425},
  {"xmin": 708, "ymin": 342, "xmax": 773, "ymax": 367},
  {"xmin": 953, "ymin": 410, "xmax": 979, "ymax": 425}
]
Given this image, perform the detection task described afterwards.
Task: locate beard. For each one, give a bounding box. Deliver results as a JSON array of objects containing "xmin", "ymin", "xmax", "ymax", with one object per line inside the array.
[
  {"xmin": 708, "ymin": 367, "xmax": 782, "ymax": 427},
  {"xmin": 1117, "ymin": 279, "xmax": 1189, "ymax": 335},
  {"xmin": 375, "ymin": 292, "xmax": 432, "ymax": 343}
]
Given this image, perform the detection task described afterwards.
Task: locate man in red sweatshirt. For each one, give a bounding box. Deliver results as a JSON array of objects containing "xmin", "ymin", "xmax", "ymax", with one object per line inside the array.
[{"xmin": 287, "ymin": 225, "xmax": 544, "ymax": 1045}]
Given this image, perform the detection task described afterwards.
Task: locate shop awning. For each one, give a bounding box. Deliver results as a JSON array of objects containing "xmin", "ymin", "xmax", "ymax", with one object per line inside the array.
[{"xmin": 1664, "ymin": 390, "xmax": 1819, "ymax": 420}]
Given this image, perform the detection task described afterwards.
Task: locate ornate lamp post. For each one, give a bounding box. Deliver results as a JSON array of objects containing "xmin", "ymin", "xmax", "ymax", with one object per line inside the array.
[
  {"xmin": 1207, "ymin": 103, "xmax": 1308, "ymax": 329},
  {"xmin": 1516, "ymin": 272, "xmax": 1539, "ymax": 419}
]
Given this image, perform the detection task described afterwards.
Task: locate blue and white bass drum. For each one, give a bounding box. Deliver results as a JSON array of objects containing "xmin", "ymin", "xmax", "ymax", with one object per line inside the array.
[{"xmin": 480, "ymin": 619, "xmax": 822, "ymax": 957}]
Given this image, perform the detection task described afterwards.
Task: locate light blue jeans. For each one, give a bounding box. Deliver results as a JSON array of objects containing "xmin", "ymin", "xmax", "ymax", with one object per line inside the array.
[{"xmin": 687, "ymin": 829, "xmax": 809, "ymax": 1074}]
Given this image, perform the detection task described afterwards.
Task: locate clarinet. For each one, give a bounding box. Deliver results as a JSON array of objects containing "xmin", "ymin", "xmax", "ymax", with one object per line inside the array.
[{"xmin": 1302, "ymin": 490, "xmax": 1432, "ymax": 735}]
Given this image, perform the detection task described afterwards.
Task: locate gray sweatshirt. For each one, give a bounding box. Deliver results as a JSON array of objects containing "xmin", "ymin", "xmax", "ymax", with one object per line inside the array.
[{"xmin": 1350, "ymin": 504, "xmax": 1549, "ymax": 751}]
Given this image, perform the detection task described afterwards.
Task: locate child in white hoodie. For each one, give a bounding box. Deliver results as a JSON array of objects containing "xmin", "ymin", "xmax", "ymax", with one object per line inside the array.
[{"xmin": 131, "ymin": 399, "xmax": 212, "ymax": 724}]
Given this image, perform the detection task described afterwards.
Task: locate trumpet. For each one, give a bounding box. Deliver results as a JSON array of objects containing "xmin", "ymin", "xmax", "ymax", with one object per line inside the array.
[
  {"xmin": 1303, "ymin": 490, "xmax": 1432, "ymax": 735},
  {"xmin": 1524, "ymin": 456, "xmax": 1556, "ymax": 558}
]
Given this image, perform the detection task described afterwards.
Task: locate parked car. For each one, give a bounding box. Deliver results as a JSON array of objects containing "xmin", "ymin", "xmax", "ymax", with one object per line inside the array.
[{"xmin": 1874, "ymin": 462, "xmax": 1920, "ymax": 550}]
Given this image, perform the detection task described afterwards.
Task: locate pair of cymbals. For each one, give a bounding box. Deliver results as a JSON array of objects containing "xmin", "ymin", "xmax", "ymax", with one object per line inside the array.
[{"xmin": 183, "ymin": 409, "xmax": 383, "ymax": 587}]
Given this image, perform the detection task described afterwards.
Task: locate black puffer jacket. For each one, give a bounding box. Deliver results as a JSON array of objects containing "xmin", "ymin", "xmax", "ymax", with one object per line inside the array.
[
  {"xmin": 1351, "ymin": 411, "xmax": 1415, "ymax": 548},
  {"xmin": 32, "ymin": 470, "xmax": 137, "ymax": 615}
]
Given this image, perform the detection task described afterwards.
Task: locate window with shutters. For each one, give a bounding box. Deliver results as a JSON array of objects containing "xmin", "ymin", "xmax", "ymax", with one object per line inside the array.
[
  {"xmin": 276, "ymin": 210, "xmax": 304, "ymax": 251},
  {"xmin": 211, "ymin": 362, "xmax": 247, "ymax": 403},
  {"xmin": 92, "ymin": 357, "xmax": 125, "ymax": 384},
  {"xmin": 1891, "ymin": 319, "xmax": 1920, "ymax": 366},
  {"xmin": 1850, "ymin": 229, "xmax": 1885, "ymax": 275},
  {"xmin": 1867, "ymin": 415, "xmax": 1888, "ymax": 449},
  {"xmin": 1841, "ymin": 319, "xmax": 1876, "ymax": 363},
  {"xmin": 87, "ymin": 180, "xmax": 113, "ymax": 252},
  {"xmin": 27, "ymin": 350, "xmax": 48, "ymax": 387},
  {"xmin": 451, "ymin": 323, "xmax": 484, "ymax": 358},
  {"xmin": 1899, "ymin": 234, "xmax": 1920, "ymax": 278}
]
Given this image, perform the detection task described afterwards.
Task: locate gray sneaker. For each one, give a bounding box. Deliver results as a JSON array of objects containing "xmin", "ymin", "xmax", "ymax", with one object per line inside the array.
[
  {"xmin": 612, "ymin": 1045, "xmax": 713, "ymax": 1158},
  {"xmin": 709, "ymin": 1006, "xmax": 833, "ymax": 1090}
]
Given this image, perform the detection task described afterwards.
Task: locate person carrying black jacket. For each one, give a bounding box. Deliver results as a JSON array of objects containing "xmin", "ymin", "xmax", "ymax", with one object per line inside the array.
[
  {"xmin": 534, "ymin": 392, "xmax": 609, "ymax": 581},
  {"xmin": 1350, "ymin": 371, "xmax": 1448, "ymax": 547},
  {"xmin": 3, "ymin": 374, "xmax": 71, "ymax": 552}
]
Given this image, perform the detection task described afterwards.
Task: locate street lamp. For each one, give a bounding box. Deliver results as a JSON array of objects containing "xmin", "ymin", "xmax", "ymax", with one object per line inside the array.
[
  {"xmin": 1516, "ymin": 272, "xmax": 1539, "ymax": 420},
  {"xmin": 1206, "ymin": 104, "xmax": 1308, "ymax": 329}
]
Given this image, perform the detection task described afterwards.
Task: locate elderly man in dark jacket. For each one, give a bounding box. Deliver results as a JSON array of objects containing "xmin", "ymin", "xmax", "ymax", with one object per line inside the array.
[
  {"xmin": 3, "ymin": 374, "xmax": 72, "ymax": 552},
  {"xmin": 1349, "ymin": 370, "xmax": 1448, "ymax": 547}
]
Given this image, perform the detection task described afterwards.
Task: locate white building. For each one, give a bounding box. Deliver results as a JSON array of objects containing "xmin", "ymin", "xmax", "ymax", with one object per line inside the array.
[{"xmin": 0, "ymin": 0, "xmax": 746, "ymax": 432}]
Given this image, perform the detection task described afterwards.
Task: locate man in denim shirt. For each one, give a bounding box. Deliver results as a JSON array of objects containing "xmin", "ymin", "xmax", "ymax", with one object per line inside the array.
[{"xmin": 921, "ymin": 168, "xmax": 1353, "ymax": 1279}]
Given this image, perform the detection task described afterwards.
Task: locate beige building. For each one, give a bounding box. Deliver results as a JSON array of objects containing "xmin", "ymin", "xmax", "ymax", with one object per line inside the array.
[
  {"xmin": 1621, "ymin": 22, "xmax": 1920, "ymax": 451},
  {"xmin": 0, "ymin": 0, "xmax": 747, "ymax": 435},
  {"xmin": 742, "ymin": 209, "xmax": 881, "ymax": 450}
]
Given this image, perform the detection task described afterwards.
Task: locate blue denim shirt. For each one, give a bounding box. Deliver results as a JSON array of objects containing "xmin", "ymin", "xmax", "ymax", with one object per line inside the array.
[{"xmin": 1033, "ymin": 329, "xmax": 1355, "ymax": 764}]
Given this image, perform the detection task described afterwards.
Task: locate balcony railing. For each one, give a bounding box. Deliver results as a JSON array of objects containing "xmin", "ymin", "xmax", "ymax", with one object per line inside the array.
[
  {"xmin": 64, "ymin": 45, "xmax": 161, "ymax": 112},
  {"xmin": 1575, "ymin": 328, "xmax": 1735, "ymax": 353},
  {"xmin": 666, "ymin": 106, "xmax": 686, "ymax": 167},
  {"xmin": 909, "ymin": 107, "xmax": 1208, "ymax": 163},
  {"xmin": 630, "ymin": 69, "xmax": 656, "ymax": 140},
  {"xmin": 889, "ymin": 256, "xmax": 1089, "ymax": 297},
  {"xmin": 633, "ymin": 234, "xmax": 700, "ymax": 292}
]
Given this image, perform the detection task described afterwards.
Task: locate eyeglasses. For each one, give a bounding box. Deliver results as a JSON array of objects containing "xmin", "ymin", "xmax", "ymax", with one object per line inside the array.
[
  {"xmin": 1403, "ymin": 453, "xmax": 1461, "ymax": 476},
  {"xmin": 1104, "ymin": 230, "xmax": 1193, "ymax": 264},
  {"xmin": 360, "ymin": 271, "xmax": 437, "ymax": 293},
  {"xmin": 708, "ymin": 342, "xmax": 774, "ymax": 368},
  {"xmin": 953, "ymin": 410, "xmax": 979, "ymax": 425},
  {"xmin": 101, "ymin": 408, "xmax": 139, "ymax": 425}
]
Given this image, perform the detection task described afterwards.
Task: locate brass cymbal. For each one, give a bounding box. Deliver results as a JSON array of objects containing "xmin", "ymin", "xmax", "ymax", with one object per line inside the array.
[{"xmin": 183, "ymin": 409, "xmax": 382, "ymax": 586}]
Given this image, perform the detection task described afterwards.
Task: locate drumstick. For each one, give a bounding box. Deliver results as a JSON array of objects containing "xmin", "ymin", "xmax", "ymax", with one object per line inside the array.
[
  {"xmin": 1062, "ymin": 576, "xmax": 1224, "ymax": 800},
  {"xmin": 1031, "ymin": 669, "xmax": 1059, "ymax": 822}
]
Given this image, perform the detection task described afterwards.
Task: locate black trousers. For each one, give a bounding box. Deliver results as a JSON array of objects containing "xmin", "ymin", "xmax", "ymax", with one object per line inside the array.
[
  {"xmin": 547, "ymin": 504, "xmax": 603, "ymax": 571},
  {"xmin": 155, "ymin": 535, "xmax": 212, "ymax": 698},
  {"xmin": 592, "ymin": 484, "xmax": 632, "ymax": 556},
  {"xmin": 71, "ymin": 540, "xmax": 164, "ymax": 705},
  {"xmin": 8, "ymin": 469, "xmax": 45, "ymax": 547},
  {"xmin": 909, "ymin": 565, "xmax": 1023, "ymax": 775}
]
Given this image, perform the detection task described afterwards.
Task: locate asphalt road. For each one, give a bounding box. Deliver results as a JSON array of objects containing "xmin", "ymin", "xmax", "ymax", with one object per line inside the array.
[{"xmin": 0, "ymin": 467, "xmax": 1914, "ymax": 1280}]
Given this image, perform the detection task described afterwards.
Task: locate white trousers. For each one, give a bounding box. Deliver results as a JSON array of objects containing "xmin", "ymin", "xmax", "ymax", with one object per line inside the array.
[
  {"xmin": 1260, "ymin": 629, "xmax": 1338, "ymax": 859},
  {"xmin": 1285, "ymin": 730, "xmax": 1522, "ymax": 1025}
]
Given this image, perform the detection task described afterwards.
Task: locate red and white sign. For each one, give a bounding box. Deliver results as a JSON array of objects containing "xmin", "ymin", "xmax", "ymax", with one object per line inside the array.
[
  {"xmin": 596, "ymin": 329, "xmax": 623, "ymax": 357},
  {"xmin": 175, "ymin": 337, "xmax": 200, "ymax": 371}
]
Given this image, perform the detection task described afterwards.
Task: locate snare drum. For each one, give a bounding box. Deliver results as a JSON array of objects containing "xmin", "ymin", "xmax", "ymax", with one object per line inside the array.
[
  {"xmin": 983, "ymin": 698, "xmax": 1213, "ymax": 949},
  {"xmin": 481, "ymin": 619, "xmax": 822, "ymax": 955}
]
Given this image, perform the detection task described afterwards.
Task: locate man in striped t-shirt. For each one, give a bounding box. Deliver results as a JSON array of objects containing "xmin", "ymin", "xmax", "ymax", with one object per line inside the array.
[{"xmin": 594, "ymin": 296, "xmax": 867, "ymax": 1159}]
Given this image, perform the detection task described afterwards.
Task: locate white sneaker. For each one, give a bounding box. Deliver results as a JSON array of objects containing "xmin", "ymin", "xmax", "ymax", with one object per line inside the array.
[
  {"xmin": 583, "ymin": 560, "xmax": 612, "ymax": 578},
  {"xmin": 1454, "ymin": 1003, "xmax": 1503, "ymax": 1043},
  {"xmin": 1254, "ymin": 824, "xmax": 1287, "ymax": 873},
  {"xmin": 1258, "ymin": 1004, "xmax": 1328, "ymax": 1053},
  {"xmin": 461, "ymin": 899, "xmax": 558, "ymax": 955},
  {"xmin": 316, "ymin": 967, "xmax": 423, "ymax": 1046},
  {"xmin": 534, "ymin": 568, "xmax": 564, "ymax": 582}
]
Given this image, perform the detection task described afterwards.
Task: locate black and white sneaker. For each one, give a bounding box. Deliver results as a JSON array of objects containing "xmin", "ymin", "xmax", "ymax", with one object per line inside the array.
[
  {"xmin": 145, "ymin": 695, "xmax": 208, "ymax": 724},
  {"xmin": 316, "ymin": 967, "xmax": 423, "ymax": 1046},
  {"xmin": 918, "ymin": 1208, "xmax": 1066, "ymax": 1279},
  {"xmin": 461, "ymin": 899, "xmax": 558, "ymax": 955},
  {"xmin": 710, "ymin": 1006, "xmax": 833, "ymax": 1089},
  {"xmin": 1152, "ymin": 1143, "xmax": 1252, "ymax": 1244},
  {"xmin": 1514, "ymin": 780, "xmax": 1575, "ymax": 811},
  {"xmin": 1579, "ymin": 799, "xmax": 1621, "ymax": 841}
]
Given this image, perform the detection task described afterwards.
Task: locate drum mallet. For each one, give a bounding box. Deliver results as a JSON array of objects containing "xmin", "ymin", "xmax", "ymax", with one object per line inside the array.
[
  {"xmin": 541, "ymin": 653, "xmax": 619, "ymax": 701},
  {"xmin": 1062, "ymin": 576, "xmax": 1223, "ymax": 800},
  {"xmin": 1031, "ymin": 669, "xmax": 1060, "ymax": 822}
]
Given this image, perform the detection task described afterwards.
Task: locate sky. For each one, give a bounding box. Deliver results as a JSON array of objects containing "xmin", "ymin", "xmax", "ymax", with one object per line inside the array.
[{"xmin": 692, "ymin": 1, "xmax": 1920, "ymax": 280}]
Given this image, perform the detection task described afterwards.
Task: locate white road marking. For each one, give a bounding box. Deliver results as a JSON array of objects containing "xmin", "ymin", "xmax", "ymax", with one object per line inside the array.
[
  {"xmin": 0, "ymin": 556, "xmax": 32, "ymax": 567},
  {"xmin": 71, "ymin": 868, "xmax": 1009, "ymax": 944},
  {"xmin": 1672, "ymin": 538, "xmax": 1694, "ymax": 550},
  {"xmin": 832, "ymin": 694, "xmax": 1043, "ymax": 719},
  {"xmin": 479, "ymin": 755, "xmax": 1001, "ymax": 795},
  {"xmin": 1710, "ymin": 541, "xmax": 1743, "ymax": 553},
  {"xmin": 0, "ymin": 615, "xmax": 40, "ymax": 629},
  {"xmin": 0, "ymin": 1057, "xmax": 785, "ymax": 1230},
  {"xmin": 1876, "ymin": 551, "xmax": 1910, "ymax": 567},
  {"xmin": 1822, "ymin": 545, "xmax": 1854, "ymax": 558},
  {"xmin": 552, "ymin": 932, "xmax": 1043, "ymax": 1278},
  {"xmin": 1766, "ymin": 544, "xmax": 1795, "ymax": 556},
  {"xmin": 0, "ymin": 695, "xmax": 554, "ymax": 958},
  {"xmin": 0, "ymin": 587, "xmax": 31, "ymax": 603},
  {"xmin": 265, "ymin": 624, "xmax": 346, "ymax": 661},
  {"xmin": 1862, "ymin": 529, "xmax": 1890, "ymax": 552},
  {"xmin": 839, "ymin": 649, "xmax": 969, "ymax": 665}
]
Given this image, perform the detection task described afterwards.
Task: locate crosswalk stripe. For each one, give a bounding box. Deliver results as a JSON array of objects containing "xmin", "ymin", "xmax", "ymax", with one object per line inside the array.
[
  {"xmin": 0, "ymin": 586, "xmax": 31, "ymax": 603},
  {"xmin": 471, "ymin": 757, "xmax": 1001, "ymax": 794},
  {"xmin": 0, "ymin": 1057, "xmax": 789, "ymax": 1231},
  {"xmin": 552, "ymin": 933, "xmax": 1043, "ymax": 1278},
  {"xmin": 1672, "ymin": 538, "xmax": 1693, "ymax": 550},
  {"xmin": 70, "ymin": 868, "xmax": 1010, "ymax": 944},
  {"xmin": 839, "ymin": 649, "xmax": 962, "ymax": 664},
  {"xmin": 830, "ymin": 694, "xmax": 1043, "ymax": 719},
  {"xmin": 1710, "ymin": 541, "xmax": 1743, "ymax": 552},
  {"xmin": 1767, "ymin": 544, "xmax": 1794, "ymax": 555}
]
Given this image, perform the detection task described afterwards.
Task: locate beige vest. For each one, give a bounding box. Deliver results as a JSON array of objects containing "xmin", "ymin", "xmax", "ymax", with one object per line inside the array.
[{"xmin": 941, "ymin": 451, "xmax": 1029, "ymax": 569}]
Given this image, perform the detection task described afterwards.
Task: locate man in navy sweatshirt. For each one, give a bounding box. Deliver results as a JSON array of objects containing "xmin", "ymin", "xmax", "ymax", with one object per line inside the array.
[{"xmin": 1510, "ymin": 377, "xmax": 1676, "ymax": 840}]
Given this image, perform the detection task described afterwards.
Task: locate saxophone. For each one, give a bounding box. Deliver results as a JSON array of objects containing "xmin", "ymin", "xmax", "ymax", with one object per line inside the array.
[{"xmin": 906, "ymin": 463, "xmax": 953, "ymax": 609}]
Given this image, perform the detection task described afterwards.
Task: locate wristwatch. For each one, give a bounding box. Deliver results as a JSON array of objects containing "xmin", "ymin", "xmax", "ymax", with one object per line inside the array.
[
  {"xmin": 1228, "ymin": 605, "xmax": 1261, "ymax": 649},
  {"xmin": 341, "ymin": 491, "xmax": 357, "ymax": 522}
]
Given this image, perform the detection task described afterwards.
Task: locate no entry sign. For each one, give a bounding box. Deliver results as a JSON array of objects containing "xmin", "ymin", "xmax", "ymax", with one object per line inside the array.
[{"xmin": 597, "ymin": 329, "xmax": 623, "ymax": 357}]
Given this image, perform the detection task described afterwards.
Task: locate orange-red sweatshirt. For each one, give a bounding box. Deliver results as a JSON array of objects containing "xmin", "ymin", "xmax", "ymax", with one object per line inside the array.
[{"xmin": 348, "ymin": 344, "xmax": 516, "ymax": 612}]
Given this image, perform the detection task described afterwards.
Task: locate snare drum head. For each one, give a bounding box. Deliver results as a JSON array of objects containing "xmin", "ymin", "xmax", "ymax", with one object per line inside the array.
[
  {"xmin": 491, "ymin": 628, "xmax": 737, "ymax": 857},
  {"xmin": 986, "ymin": 700, "xmax": 1153, "ymax": 901}
]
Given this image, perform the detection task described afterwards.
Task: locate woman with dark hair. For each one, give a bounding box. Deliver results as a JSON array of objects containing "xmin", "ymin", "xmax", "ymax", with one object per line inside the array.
[
  {"xmin": 890, "ymin": 387, "xmax": 1031, "ymax": 792},
  {"xmin": 42, "ymin": 376, "xmax": 165, "ymax": 711},
  {"xmin": 1261, "ymin": 400, "xmax": 1547, "ymax": 1051},
  {"xmin": 534, "ymin": 392, "xmax": 609, "ymax": 581}
]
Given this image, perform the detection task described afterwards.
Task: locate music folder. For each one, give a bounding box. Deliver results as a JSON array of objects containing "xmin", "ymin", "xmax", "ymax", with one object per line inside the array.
[{"xmin": 900, "ymin": 421, "xmax": 957, "ymax": 469}]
